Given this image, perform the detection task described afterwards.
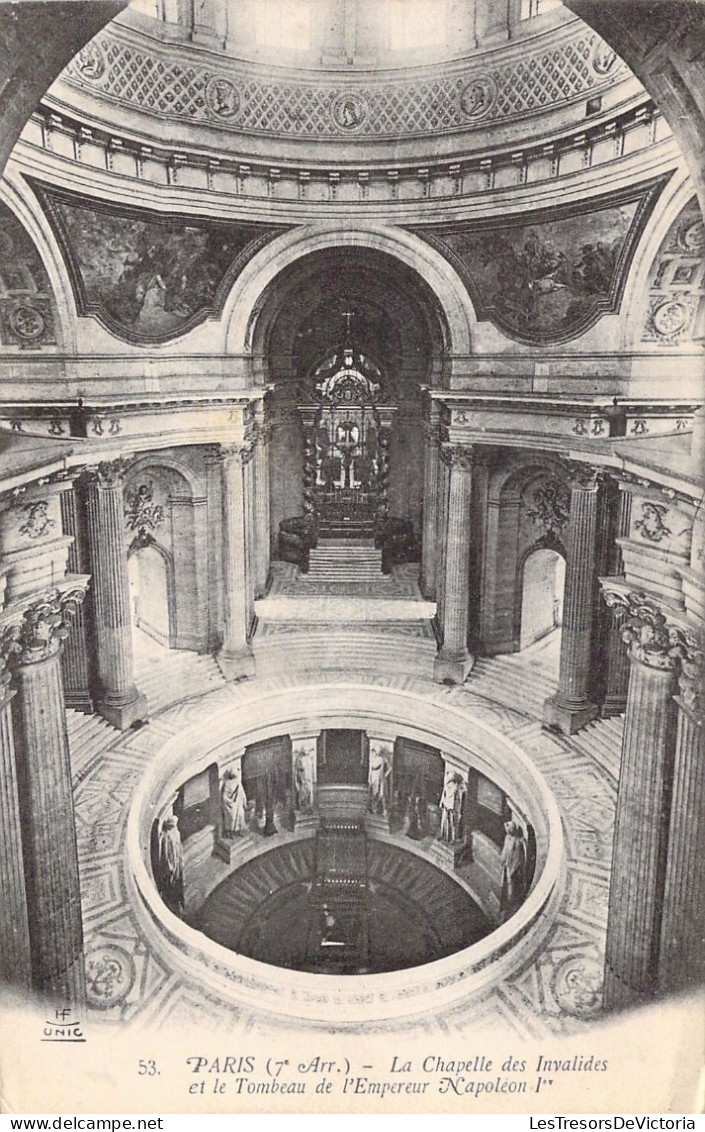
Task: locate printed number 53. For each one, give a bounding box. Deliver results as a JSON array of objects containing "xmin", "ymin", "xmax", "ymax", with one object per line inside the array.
[{"xmin": 138, "ymin": 1060, "xmax": 159, "ymax": 1076}]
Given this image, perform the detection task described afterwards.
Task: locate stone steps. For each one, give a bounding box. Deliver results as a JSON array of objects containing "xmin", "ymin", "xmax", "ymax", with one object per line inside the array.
[
  {"xmin": 134, "ymin": 649, "xmax": 226, "ymax": 715},
  {"xmin": 253, "ymin": 628, "xmax": 436, "ymax": 678},
  {"xmin": 66, "ymin": 710, "xmax": 122, "ymax": 783},
  {"xmin": 307, "ymin": 542, "xmax": 383, "ymax": 583},
  {"xmin": 471, "ymin": 653, "xmax": 558, "ymax": 719},
  {"xmin": 569, "ymin": 714, "xmax": 624, "ymax": 785}
]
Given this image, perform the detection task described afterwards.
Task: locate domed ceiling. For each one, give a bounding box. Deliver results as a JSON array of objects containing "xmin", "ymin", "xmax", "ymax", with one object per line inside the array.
[{"xmin": 43, "ymin": 0, "xmax": 644, "ymax": 162}]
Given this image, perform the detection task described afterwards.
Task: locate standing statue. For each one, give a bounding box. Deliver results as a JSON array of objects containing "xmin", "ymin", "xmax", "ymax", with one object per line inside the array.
[
  {"xmin": 294, "ymin": 748, "xmax": 315, "ymax": 811},
  {"xmin": 499, "ymin": 819, "xmax": 528, "ymax": 921},
  {"xmin": 439, "ymin": 771, "xmax": 465, "ymax": 843},
  {"xmin": 368, "ymin": 744, "xmax": 392, "ymax": 816},
  {"xmin": 220, "ymin": 766, "xmax": 248, "ymax": 838},
  {"xmin": 158, "ymin": 815, "xmax": 184, "ymax": 917}
]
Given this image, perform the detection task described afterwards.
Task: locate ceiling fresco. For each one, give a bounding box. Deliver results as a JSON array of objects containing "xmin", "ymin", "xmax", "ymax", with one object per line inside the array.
[
  {"xmin": 31, "ymin": 180, "xmax": 290, "ymax": 344},
  {"xmin": 408, "ymin": 176, "xmax": 670, "ymax": 345}
]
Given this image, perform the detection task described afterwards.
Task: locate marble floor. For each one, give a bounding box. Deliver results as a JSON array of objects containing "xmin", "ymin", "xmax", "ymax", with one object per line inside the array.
[{"xmin": 70, "ymin": 638, "xmax": 621, "ymax": 1040}]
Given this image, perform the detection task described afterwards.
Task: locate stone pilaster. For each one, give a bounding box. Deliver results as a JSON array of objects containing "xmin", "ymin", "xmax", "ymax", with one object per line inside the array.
[
  {"xmin": 204, "ymin": 444, "xmax": 224, "ymax": 652},
  {"xmin": 59, "ymin": 483, "xmax": 94, "ymax": 713},
  {"xmin": 252, "ymin": 419, "xmax": 272, "ymax": 598},
  {"xmin": 5, "ymin": 587, "xmax": 88, "ymax": 1004},
  {"xmin": 543, "ymin": 464, "xmax": 600, "ymax": 734},
  {"xmin": 434, "ymin": 445, "xmax": 474, "ymax": 684},
  {"xmin": 217, "ymin": 444, "xmax": 255, "ymax": 680},
  {"xmin": 84, "ymin": 461, "xmax": 147, "ymax": 730},
  {"xmin": 0, "ymin": 666, "xmax": 31, "ymax": 989},
  {"xmin": 658, "ymin": 643, "xmax": 705, "ymax": 993},
  {"xmin": 601, "ymin": 488, "xmax": 633, "ymax": 717},
  {"xmin": 601, "ymin": 588, "xmax": 682, "ymax": 1011},
  {"xmin": 420, "ymin": 412, "xmax": 440, "ymax": 600}
]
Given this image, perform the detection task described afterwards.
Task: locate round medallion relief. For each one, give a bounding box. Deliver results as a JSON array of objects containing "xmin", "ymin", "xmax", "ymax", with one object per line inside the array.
[
  {"xmin": 9, "ymin": 304, "xmax": 45, "ymax": 341},
  {"xmin": 679, "ymin": 219, "xmax": 705, "ymax": 254},
  {"xmin": 75, "ymin": 42, "xmax": 106, "ymax": 82},
  {"xmin": 85, "ymin": 945, "xmax": 136, "ymax": 1008},
  {"xmin": 553, "ymin": 955, "xmax": 602, "ymax": 1017},
  {"xmin": 592, "ymin": 40, "xmax": 617, "ymax": 75},
  {"xmin": 459, "ymin": 76, "xmax": 496, "ymax": 120},
  {"xmin": 331, "ymin": 92, "xmax": 368, "ymax": 131},
  {"xmin": 652, "ymin": 300, "xmax": 687, "ymax": 338},
  {"xmin": 205, "ymin": 75, "xmax": 240, "ymax": 119}
]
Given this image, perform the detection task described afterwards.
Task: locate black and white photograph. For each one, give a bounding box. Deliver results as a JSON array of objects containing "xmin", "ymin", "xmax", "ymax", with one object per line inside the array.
[{"xmin": 0, "ymin": 0, "xmax": 702, "ymax": 1116}]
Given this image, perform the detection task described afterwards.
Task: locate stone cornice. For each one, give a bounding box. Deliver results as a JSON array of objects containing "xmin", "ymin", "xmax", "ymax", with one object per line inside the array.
[{"xmin": 0, "ymin": 582, "xmax": 89, "ymax": 667}]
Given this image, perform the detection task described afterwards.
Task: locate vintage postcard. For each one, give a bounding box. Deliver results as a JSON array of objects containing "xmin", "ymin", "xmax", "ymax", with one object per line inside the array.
[{"xmin": 0, "ymin": 0, "xmax": 703, "ymax": 1117}]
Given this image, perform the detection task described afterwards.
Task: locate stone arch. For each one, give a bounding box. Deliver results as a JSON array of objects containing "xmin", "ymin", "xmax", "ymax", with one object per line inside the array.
[
  {"xmin": 124, "ymin": 457, "xmax": 209, "ymax": 652},
  {"xmin": 620, "ymin": 169, "xmax": 700, "ymax": 351},
  {"xmin": 127, "ymin": 536, "xmax": 177, "ymax": 649},
  {"xmin": 480, "ymin": 456, "xmax": 570, "ymax": 655},
  {"xmin": 517, "ymin": 538, "xmax": 567, "ymax": 651},
  {"xmin": 0, "ymin": 173, "xmax": 78, "ymax": 354},
  {"xmin": 222, "ymin": 224, "xmax": 475, "ymax": 380}
]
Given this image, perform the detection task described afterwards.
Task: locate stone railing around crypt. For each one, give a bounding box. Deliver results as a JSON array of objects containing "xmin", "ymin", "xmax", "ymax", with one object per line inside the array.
[{"xmin": 125, "ymin": 679, "xmax": 564, "ymax": 1022}]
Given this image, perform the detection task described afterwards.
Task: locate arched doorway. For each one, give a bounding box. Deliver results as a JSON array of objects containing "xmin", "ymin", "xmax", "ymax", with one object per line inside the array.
[
  {"xmin": 128, "ymin": 543, "xmax": 174, "ymax": 652},
  {"xmin": 520, "ymin": 547, "xmax": 565, "ymax": 651}
]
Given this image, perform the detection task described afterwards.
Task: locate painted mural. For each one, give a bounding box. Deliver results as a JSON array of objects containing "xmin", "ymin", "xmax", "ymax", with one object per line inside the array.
[
  {"xmin": 33, "ymin": 182, "xmax": 287, "ymax": 343},
  {"xmin": 0, "ymin": 202, "xmax": 57, "ymax": 349},
  {"xmin": 410, "ymin": 179, "xmax": 667, "ymax": 344}
]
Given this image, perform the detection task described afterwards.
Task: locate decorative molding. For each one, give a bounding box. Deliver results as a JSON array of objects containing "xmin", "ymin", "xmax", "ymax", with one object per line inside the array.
[
  {"xmin": 677, "ymin": 646, "xmax": 704, "ymax": 723},
  {"xmin": 642, "ymin": 197, "xmax": 705, "ymax": 347},
  {"xmin": 0, "ymin": 587, "xmax": 87, "ymax": 666},
  {"xmin": 59, "ymin": 26, "xmax": 626, "ymax": 141}
]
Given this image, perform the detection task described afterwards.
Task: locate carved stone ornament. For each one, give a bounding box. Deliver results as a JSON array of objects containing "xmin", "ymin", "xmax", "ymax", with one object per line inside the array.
[
  {"xmin": 205, "ymin": 75, "xmax": 240, "ymax": 119},
  {"xmin": 440, "ymin": 444, "xmax": 474, "ymax": 471},
  {"xmin": 17, "ymin": 500, "xmax": 56, "ymax": 540},
  {"xmin": 603, "ymin": 589, "xmax": 688, "ymax": 671},
  {"xmin": 0, "ymin": 587, "xmax": 86, "ymax": 666},
  {"xmin": 124, "ymin": 481, "xmax": 165, "ymax": 533},
  {"xmin": 562, "ymin": 460, "xmax": 602, "ymax": 490},
  {"xmin": 221, "ymin": 442, "xmax": 254, "ymax": 467},
  {"xmin": 83, "ymin": 458, "xmax": 134, "ymax": 489},
  {"xmin": 525, "ymin": 478, "xmax": 571, "ymax": 535},
  {"xmin": 634, "ymin": 501, "xmax": 672, "ymax": 543}
]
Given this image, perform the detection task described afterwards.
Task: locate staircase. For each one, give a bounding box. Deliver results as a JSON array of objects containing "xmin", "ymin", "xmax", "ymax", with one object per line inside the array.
[
  {"xmin": 569, "ymin": 714, "xmax": 624, "ymax": 786},
  {"xmin": 471, "ymin": 638, "xmax": 560, "ymax": 719},
  {"xmin": 134, "ymin": 648, "xmax": 226, "ymax": 715},
  {"xmin": 306, "ymin": 539, "xmax": 382, "ymax": 584},
  {"xmin": 67, "ymin": 709, "xmax": 121, "ymax": 784}
]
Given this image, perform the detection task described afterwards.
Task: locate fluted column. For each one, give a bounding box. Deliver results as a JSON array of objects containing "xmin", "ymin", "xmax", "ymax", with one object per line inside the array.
[
  {"xmin": 253, "ymin": 420, "xmax": 272, "ymax": 598},
  {"xmin": 0, "ymin": 664, "xmax": 31, "ymax": 988},
  {"xmin": 85, "ymin": 461, "xmax": 147, "ymax": 730},
  {"xmin": 543, "ymin": 464, "xmax": 600, "ymax": 734},
  {"xmin": 658, "ymin": 644, "xmax": 705, "ymax": 993},
  {"xmin": 601, "ymin": 589, "xmax": 680, "ymax": 1011},
  {"xmin": 217, "ymin": 444, "xmax": 255, "ymax": 680},
  {"xmin": 434, "ymin": 445, "xmax": 474, "ymax": 684},
  {"xmin": 420, "ymin": 412, "xmax": 440, "ymax": 600},
  {"xmin": 601, "ymin": 488, "xmax": 632, "ymax": 717},
  {"xmin": 59, "ymin": 482, "xmax": 94, "ymax": 712},
  {"xmin": 6, "ymin": 587, "xmax": 88, "ymax": 1005}
]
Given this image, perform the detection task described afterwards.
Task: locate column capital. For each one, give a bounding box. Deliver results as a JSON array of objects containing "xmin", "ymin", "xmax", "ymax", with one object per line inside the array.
[
  {"xmin": 221, "ymin": 442, "xmax": 254, "ymax": 467},
  {"xmin": 561, "ymin": 460, "xmax": 604, "ymax": 491},
  {"xmin": 81, "ymin": 457, "xmax": 134, "ymax": 489},
  {"xmin": 440, "ymin": 443, "xmax": 474, "ymax": 471},
  {"xmin": 602, "ymin": 587, "xmax": 692, "ymax": 671},
  {"xmin": 1, "ymin": 586, "xmax": 87, "ymax": 667}
]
